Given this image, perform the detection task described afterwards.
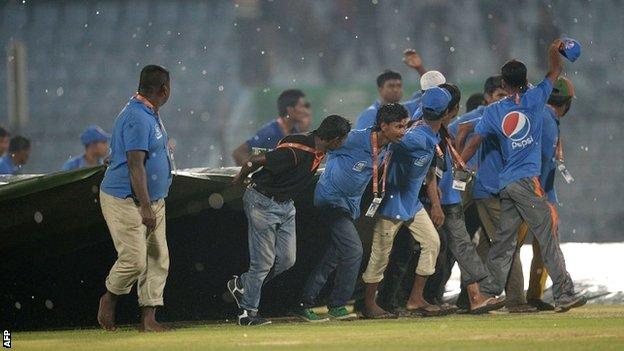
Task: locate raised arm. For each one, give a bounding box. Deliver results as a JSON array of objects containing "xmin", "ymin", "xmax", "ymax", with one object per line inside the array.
[
  {"xmin": 403, "ymin": 49, "xmax": 427, "ymax": 76},
  {"xmin": 546, "ymin": 39, "xmax": 564, "ymax": 84}
]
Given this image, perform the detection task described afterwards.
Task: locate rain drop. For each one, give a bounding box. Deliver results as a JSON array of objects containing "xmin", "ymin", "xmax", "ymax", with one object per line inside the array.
[
  {"xmin": 208, "ymin": 193, "xmax": 225, "ymax": 209},
  {"xmin": 195, "ymin": 262, "xmax": 205, "ymax": 272},
  {"xmin": 34, "ymin": 211, "xmax": 43, "ymax": 224}
]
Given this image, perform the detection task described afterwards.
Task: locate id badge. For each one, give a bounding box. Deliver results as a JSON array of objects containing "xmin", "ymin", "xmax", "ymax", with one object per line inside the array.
[
  {"xmin": 434, "ymin": 166, "xmax": 444, "ymax": 179},
  {"xmin": 365, "ymin": 197, "xmax": 383, "ymax": 217},
  {"xmin": 557, "ymin": 162, "xmax": 575, "ymax": 183},
  {"xmin": 452, "ymin": 169, "xmax": 471, "ymax": 191}
]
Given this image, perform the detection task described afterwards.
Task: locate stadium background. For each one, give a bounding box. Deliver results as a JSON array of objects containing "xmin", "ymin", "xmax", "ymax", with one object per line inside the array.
[{"xmin": 1, "ymin": 0, "xmax": 623, "ymax": 242}]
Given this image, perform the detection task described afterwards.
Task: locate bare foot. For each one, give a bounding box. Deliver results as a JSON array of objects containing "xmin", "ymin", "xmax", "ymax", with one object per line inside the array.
[
  {"xmin": 363, "ymin": 302, "xmax": 393, "ymax": 319},
  {"xmin": 139, "ymin": 320, "xmax": 171, "ymax": 332},
  {"xmin": 139, "ymin": 306, "xmax": 171, "ymax": 332},
  {"xmin": 97, "ymin": 292, "xmax": 117, "ymax": 331}
]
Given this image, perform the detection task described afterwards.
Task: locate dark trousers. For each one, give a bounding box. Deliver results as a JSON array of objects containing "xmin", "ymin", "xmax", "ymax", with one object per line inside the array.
[
  {"xmin": 480, "ymin": 178, "xmax": 576, "ymax": 306},
  {"xmin": 301, "ymin": 207, "xmax": 363, "ymax": 308}
]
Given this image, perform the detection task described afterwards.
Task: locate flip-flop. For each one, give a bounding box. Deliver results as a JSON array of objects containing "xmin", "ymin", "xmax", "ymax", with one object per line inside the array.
[
  {"xmin": 438, "ymin": 304, "xmax": 459, "ymax": 315},
  {"xmin": 470, "ymin": 297, "xmax": 506, "ymax": 315},
  {"xmin": 406, "ymin": 306, "xmax": 444, "ymax": 317}
]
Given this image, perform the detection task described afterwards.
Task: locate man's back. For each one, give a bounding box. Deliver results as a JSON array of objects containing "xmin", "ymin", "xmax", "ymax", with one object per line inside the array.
[
  {"xmin": 101, "ymin": 97, "xmax": 172, "ymax": 201},
  {"xmin": 475, "ymin": 78, "xmax": 553, "ymax": 190}
]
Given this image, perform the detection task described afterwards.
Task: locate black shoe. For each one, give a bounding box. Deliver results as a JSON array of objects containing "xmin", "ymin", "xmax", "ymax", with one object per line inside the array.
[
  {"xmin": 527, "ymin": 298, "xmax": 555, "ymax": 311},
  {"xmin": 238, "ymin": 309, "xmax": 272, "ymax": 326},
  {"xmin": 227, "ymin": 276, "xmax": 244, "ymax": 309},
  {"xmin": 555, "ymin": 295, "xmax": 587, "ymax": 313}
]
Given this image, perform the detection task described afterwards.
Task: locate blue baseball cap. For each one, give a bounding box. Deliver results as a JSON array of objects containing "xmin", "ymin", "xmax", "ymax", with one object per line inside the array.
[
  {"xmin": 422, "ymin": 87, "xmax": 452, "ymax": 115},
  {"xmin": 559, "ymin": 38, "xmax": 581, "ymax": 62},
  {"xmin": 80, "ymin": 125, "xmax": 111, "ymax": 146}
]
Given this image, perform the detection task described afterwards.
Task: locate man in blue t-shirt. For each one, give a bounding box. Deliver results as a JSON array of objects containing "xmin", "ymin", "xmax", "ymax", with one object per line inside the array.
[
  {"xmin": 0, "ymin": 136, "xmax": 31, "ymax": 175},
  {"xmin": 232, "ymin": 89, "xmax": 311, "ymax": 165},
  {"xmin": 461, "ymin": 40, "xmax": 585, "ymax": 312},
  {"xmin": 517, "ymin": 76, "xmax": 576, "ymax": 311},
  {"xmin": 295, "ymin": 104, "xmax": 409, "ymax": 322},
  {"xmin": 98, "ymin": 65, "xmax": 174, "ymax": 332},
  {"xmin": 355, "ymin": 50, "xmax": 445, "ymax": 130},
  {"xmin": 361, "ymin": 87, "xmax": 504, "ymax": 318},
  {"xmin": 61, "ymin": 126, "xmax": 110, "ymax": 171},
  {"xmin": 452, "ymin": 76, "xmax": 536, "ymax": 313}
]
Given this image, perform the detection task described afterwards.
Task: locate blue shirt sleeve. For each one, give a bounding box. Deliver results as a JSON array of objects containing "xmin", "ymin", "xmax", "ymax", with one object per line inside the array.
[
  {"xmin": 525, "ymin": 78, "xmax": 554, "ymax": 110},
  {"xmin": 474, "ymin": 110, "xmax": 495, "ymax": 137},
  {"xmin": 123, "ymin": 115, "xmax": 151, "ymax": 152},
  {"xmin": 399, "ymin": 130, "xmax": 427, "ymax": 152}
]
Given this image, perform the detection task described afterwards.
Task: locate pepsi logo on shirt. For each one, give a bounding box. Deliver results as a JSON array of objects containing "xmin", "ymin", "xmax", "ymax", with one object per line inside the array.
[{"xmin": 502, "ymin": 111, "xmax": 533, "ymax": 149}]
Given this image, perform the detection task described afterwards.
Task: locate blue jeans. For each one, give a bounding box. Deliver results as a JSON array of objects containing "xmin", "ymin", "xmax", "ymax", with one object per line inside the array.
[
  {"xmin": 301, "ymin": 206, "xmax": 363, "ymax": 309},
  {"xmin": 240, "ymin": 187, "xmax": 296, "ymax": 311}
]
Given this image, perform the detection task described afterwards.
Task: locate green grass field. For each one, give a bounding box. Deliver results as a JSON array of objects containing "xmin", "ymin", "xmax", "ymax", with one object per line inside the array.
[{"xmin": 13, "ymin": 305, "xmax": 624, "ymax": 351}]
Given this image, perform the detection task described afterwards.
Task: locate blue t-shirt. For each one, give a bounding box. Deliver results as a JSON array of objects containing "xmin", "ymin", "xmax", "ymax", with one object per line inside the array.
[
  {"xmin": 378, "ymin": 124, "xmax": 439, "ymax": 220},
  {"xmin": 475, "ymin": 78, "xmax": 553, "ymax": 191},
  {"xmin": 62, "ymin": 154, "xmax": 104, "ymax": 171},
  {"xmin": 101, "ymin": 97, "xmax": 172, "ymax": 201},
  {"xmin": 314, "ymin": 128, "xmax": 386, "ymax": 219},
  {"xmin": 247, "ymin": 119, "xmax": 298, "ymax": 150},
  {"xmin": 540, "ymin": 107, "xmax": 559, "ymax": 204},
  {"xmin": 355, "ymin": 95, "xmax": 421, "ymax": 130},
  {"xmin": 448, "ymin": 105, "xmax": 486, "ymax": 169},
  {"xmin": 0, "ymin": 156, "xmax": 19, "ymax": 175},
  {"xmin": 438, "ymin": 148, "xmax": 462, "ymax": 205},
  {"xmin": 457, "ymin": 114, "xmax": 504, "ymax": 200}
]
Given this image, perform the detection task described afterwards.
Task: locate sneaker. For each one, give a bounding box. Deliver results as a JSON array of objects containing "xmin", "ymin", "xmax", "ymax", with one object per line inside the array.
[
  {"xmin": 527, "ymin": 298, "xmax": 555, "ymax": 311},
  {"xmin": 555, "ymin": 295, "xmax": 587, "ymax": 313},
  {"xmin": 238, "ymin": 309, "xmax": 272, "ymax": 326},
  {"xmin": 227, "ymin": 276, "xmax": 244, "ymax": 309},
  {"xmin": 328, "ymin": 306, "xmax": 358, "ymax": 320},
  {"xmin": 293, "ymin": 308, "xmax": 329, "ymax": 323}
]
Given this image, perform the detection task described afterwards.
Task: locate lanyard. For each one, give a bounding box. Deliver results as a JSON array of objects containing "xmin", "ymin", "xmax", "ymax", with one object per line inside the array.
[
  {"xmin": 276, "ymin": 142, "xmax": 325, "ymax": 172},
  {"xmin": 555, "ymin": 136, "xmax": 564, "ymax": 162},
  {"xmin": 371, "ymin": 131, "xmax": 391, "ymax": 198},
  {"xmin": 435, "ymin": 144, "xmax": 444, "ymax": 158},
  {"xmin": 445, "ymin": 136, "xmax": 469, "ymax": 171}
]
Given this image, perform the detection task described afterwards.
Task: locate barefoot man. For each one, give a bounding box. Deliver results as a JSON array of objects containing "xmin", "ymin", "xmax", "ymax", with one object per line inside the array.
[{"xmin": 98, "ymin": 65, "xmax": 173, "ymax": 332}]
